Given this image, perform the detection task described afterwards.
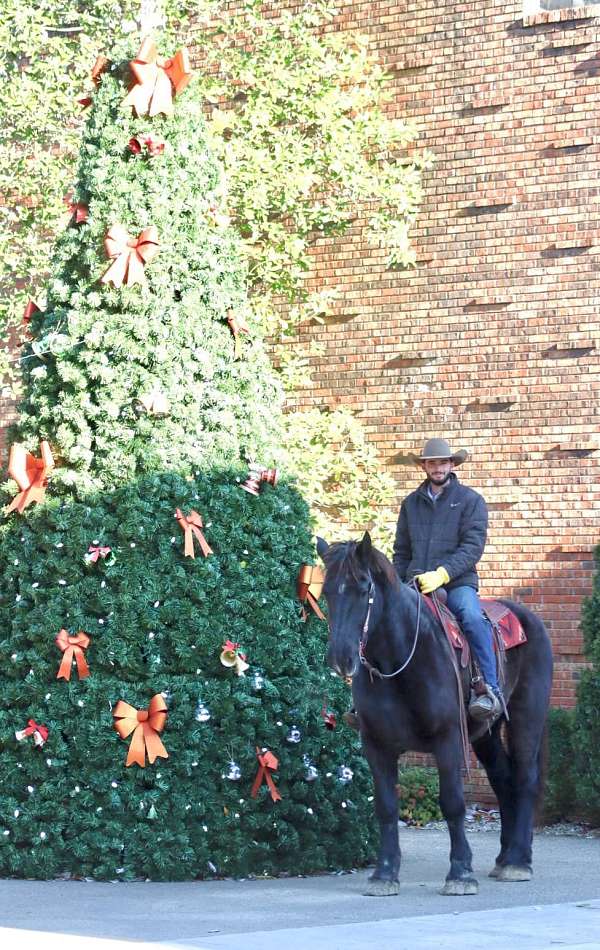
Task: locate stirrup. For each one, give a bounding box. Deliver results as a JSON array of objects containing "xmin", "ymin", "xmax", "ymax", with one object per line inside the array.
[{"xmin": 468, "ymin": 687, "xmax": 502, "ymax": 723}]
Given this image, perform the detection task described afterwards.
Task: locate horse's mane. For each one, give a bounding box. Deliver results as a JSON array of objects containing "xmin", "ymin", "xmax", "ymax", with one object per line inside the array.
[{"xmin": 322, "ymin": 540, "xmax": 398, "ymax": 588}]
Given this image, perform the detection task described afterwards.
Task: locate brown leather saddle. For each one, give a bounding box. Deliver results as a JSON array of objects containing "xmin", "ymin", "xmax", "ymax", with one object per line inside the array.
[{"xmin": 424, "ymin": 594, "xmax": 527, "ymax": 669}]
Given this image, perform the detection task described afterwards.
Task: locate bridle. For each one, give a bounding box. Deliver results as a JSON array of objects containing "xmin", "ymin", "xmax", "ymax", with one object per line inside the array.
[{"xmin": 357, "ymin": 572, "xmax": 422, "ymax": 681}]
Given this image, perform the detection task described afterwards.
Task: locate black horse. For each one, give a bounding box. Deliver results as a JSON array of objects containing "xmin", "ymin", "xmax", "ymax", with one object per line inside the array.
[{"xmin": 317, "ymin": 533, "xmax": 553, "ymax": 897}]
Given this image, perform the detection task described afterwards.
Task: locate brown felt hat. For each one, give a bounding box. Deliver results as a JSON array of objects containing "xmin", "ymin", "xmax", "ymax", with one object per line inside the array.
[{"xmin": 407, "ymin": 438, "xmax": 468, "ymax": 466}]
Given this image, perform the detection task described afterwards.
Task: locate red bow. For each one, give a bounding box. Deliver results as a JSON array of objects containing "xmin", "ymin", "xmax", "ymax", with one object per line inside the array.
[
  {"xmin": 101, "ymin": 224, "xmax": 160, "ymax": 288},
  {"xmin": 23, "ymin": 300, "xmax": 40, "ymax": 324},
  {"xmin": 15, "ymin": 719, "xmax": 49, "ymax": 747},
  {"xmin": 175, "ymin": 509, "xmax": 213, "ymax": 558},
  {"xmin": 128, "ymin": 135, "xmax": 165, "ymax": 157},
  {"xmin": 321, "ymin": 706, "xmax": 337, "ymax": 730},
  {"xmin": 70, "ymin": 202, "xmax": 89, "ymax": 225},
  {"xmin": 5, "ymin": 440, "xmax": 54, "ymax": 515},
  {"xmin": 87, "ymin": 544, "xmax": 111, "ymax": 563},
  {"xmin": 55, "ymin": 629, "xmax": 91, "ymax": 681},
  {"xmin": 251, "ymin": 747, "xmax": 282, "ymax": 802},
  {"xmin": 123, "ymin": 38, "xmax": 191, "ymax": 117}
]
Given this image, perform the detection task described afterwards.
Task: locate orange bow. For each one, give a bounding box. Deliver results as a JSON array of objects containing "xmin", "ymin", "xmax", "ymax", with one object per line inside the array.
[
  {"xmin": 175, "ymin": 508, "xmax": 213, "ymax": 558},
  {"xmin": 91, "ymin": 55, "xmax": 109, "ymax": 87},
  {"xmin": 55, "ymin": 629, "xmax": 91, "ymax": 681},
  {"xmin": 5, "ymin": 440, "xmax": 54, "ymax": 515},
  {"xmin": 123, "ymin": 37, "xmax": 191, "ymax": 117},
  {"xmin": 101, "ymin": 224, "xmax": 160, "ymax": 288},
  {"xmin": 297, "ymin": 564, "xmax": 326, "ymax": 621},
  {"xmin": 112, "ymin": 694, "xmax": 169, "ymax": 767},
  {"xmin": 251, "ymin": 747, "xmax": 282, "ymax": 802}
]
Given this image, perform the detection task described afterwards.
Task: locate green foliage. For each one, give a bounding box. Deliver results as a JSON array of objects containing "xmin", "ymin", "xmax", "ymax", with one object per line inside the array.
[
  {"xmin": 0, "ymin": 42, "xmax": 377, "ymax": 879},
  {"xmin": 572, "ymin": 543, "xmax": 600, "ymax": 826},
  {"xmin": 12, "ymin": 51, "xmax": 281, "ymax": 489},
  {"xmin": 542, "ymin": 707, "xmax": 578, "ymax": 823},
  {"xmin": 0, "ymin": 471, "xmax": 375, "ymax": 879},
  {"xmin": 283, "ymin": 407, "xmax": 397, "ymax": 549},
  {"xmin": 396, "ymin": 767, "xmax": 441, "ymax": 826},
  {"xmin": 196, "ymin": 0, "xmax": 427, "ymax": 329},
  {"xmin": 1, "ymin": 1, "xmax": 425, "ymax": 544}
]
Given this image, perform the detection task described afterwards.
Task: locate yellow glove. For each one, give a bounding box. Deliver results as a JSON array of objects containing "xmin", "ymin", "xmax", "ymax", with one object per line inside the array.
[{"xmin": 416, "ymin": 566, "xmax": 450, "ymax": 594}]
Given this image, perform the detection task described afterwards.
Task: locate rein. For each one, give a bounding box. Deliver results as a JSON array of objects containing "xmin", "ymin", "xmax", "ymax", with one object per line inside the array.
[{"xmin": 358, "ymin": 577, "xmax": 422, "ymax": 682}]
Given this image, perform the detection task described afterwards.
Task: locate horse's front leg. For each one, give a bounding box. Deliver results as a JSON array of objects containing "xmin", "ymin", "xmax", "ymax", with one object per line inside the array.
[
  {"xmin": 434, "ymin": 738, "xmax": 478, "ymax": 896},
  {"xmin": 361, "ymin": 733, "xmax": 400, "ymax": 896}
]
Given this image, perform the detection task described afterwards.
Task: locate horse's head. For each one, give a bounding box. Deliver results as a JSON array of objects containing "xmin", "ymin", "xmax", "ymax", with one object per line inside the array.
[{"xmin": 317, "ymin": 531, "xmax": 390, "ymax": 678}]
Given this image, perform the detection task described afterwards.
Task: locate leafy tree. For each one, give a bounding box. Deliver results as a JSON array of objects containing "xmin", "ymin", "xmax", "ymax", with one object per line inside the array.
[
  {"xmin": 1, "ymin": 0, "xmax": 425, "ymax": 537},
  {"xmin": 0, "ymin": 37, "xmax": 376, "ymax": 880}
]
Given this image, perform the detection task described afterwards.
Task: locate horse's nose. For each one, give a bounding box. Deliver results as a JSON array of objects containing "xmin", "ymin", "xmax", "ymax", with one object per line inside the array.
[{"xmin": 327, "ymin": 642, "xmax": 358, "ymax": 679}]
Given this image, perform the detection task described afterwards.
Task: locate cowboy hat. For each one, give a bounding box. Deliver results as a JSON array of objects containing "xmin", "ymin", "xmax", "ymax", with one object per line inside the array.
[{"xmin": 407, "ymin": 438, "xmax": 468, "ymax": 466}]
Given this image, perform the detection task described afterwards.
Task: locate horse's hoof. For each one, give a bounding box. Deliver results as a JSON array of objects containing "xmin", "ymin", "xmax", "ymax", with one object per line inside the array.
[
  {"xmin": 363, "ymin": 878, "xmax": 400, "ymax": 897},
  {"xmin": 488, "ymin": 863, "xmax": 502, "ymax": 878},
  {"xmin": 440, "ymin": 878, "xmax": 479, "ymax": 896},
  {"xmin": 496, "ymin": 865, "xmax": 532, "ymax": 882}
]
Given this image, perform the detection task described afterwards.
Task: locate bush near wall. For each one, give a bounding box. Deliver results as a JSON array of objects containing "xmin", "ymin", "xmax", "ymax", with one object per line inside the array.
[{"xmin": 572, "ymin": 544, "xmax": 600, "ymax": 826}]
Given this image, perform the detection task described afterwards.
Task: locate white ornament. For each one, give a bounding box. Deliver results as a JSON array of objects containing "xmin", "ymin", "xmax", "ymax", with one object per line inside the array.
[
  {"xmin": 224, "ymin": 760, "xmax": 241, "ymax": 781},
  {"xmin": 337, "ymin": 765, "xmax": 354, "ymax": 784},
  {"xmin": 252, "ymin": 671, "xmax": 264, "ymax": 691},
  {"xmin": 194, "ymin": 701, "xmax": 211, "ymax": 723}
]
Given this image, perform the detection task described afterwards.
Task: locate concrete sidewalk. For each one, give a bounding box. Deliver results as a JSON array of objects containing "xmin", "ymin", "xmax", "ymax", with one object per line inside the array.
[{"xmin": 0, "ymin": 828, "xmax": 598, "ymax": 949}]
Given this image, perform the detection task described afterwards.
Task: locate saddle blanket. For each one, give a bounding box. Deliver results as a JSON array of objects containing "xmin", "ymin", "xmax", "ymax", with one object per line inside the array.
[{"xmin": 425, "ymin": 596, "xmax": 527, "ymax": 655}]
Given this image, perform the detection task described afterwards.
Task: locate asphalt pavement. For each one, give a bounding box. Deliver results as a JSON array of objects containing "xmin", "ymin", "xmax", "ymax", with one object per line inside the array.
[{"xmin": 0, "ymin": 827, "xmax": 599, "ymax": 949}]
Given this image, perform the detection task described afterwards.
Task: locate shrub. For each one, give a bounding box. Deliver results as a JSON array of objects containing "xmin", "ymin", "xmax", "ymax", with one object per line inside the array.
[
  {"xmin": 542, "ymin": 707, "xmax": 578, "ymax": 824},
  {"xmin": 396, "ymin": 767, "xmax": 441, "ymax": 826}
]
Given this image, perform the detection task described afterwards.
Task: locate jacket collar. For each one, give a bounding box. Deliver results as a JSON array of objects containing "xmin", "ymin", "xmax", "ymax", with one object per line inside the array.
[{"xmin": 417, "ymin": 471, "xmax": 459, "ymax": 501}]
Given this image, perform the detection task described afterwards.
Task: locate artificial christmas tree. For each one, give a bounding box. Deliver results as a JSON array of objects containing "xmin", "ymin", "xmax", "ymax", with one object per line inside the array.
[{"xmin": 0, "ymin": 37, "xmax": 376, "ymax": 880}]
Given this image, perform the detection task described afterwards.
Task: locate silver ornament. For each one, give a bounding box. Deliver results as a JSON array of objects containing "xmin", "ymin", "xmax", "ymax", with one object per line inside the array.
[
  {"xmin": 337, "ymin": 765, "xmax": 354, "ymax": 784},
  {"xmin": 194, "ymin": 701, "xmax": 211, "ymax": 722},
  {"xmin": 303, "ymin": 754, "xmax": 318, "ymax": 781},
  {"xmin": 224, "ymin": 760, "xmax": 241, "ymax": 781},
  {"xmin": 252, "ymin": 670, "xmax": 264, "ymax": 691},
  {"xmin": 286, "ymin": 725, "xmax": 302, "ymax": 744}
]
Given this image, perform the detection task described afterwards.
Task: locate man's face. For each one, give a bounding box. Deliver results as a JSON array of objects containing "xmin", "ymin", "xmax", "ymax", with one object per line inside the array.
[{"xmin": 422, "ymin": 458, "xmax": 453, "ymax": 486}]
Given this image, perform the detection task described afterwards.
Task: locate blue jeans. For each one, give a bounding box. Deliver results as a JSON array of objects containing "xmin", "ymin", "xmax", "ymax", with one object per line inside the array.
[{"xmin": 446, "ymin": 585, "xmax": 498, "ymax": 691}]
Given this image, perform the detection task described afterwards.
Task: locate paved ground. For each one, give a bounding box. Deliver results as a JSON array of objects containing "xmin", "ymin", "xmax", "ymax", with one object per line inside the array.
[{"xmin": 0, "ymin": 827, "xmax": 599, "ymax": 949}]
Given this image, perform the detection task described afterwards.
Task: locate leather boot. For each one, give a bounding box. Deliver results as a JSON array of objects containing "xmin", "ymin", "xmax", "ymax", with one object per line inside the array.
[{"xmin": 468, "ymin": 685, "xmax": 503, "ymax": 723}]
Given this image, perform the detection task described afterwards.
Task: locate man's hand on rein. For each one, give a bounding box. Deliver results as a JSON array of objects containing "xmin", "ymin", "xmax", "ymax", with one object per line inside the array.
[{"xmin": 416, "ymin": 566, "xmax": 450, "ymax": 594}]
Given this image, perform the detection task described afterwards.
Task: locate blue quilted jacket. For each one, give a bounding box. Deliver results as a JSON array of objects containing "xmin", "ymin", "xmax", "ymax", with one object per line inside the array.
[{"xmin": 392, "ymin": 473, "xmax": 488, "ymax": 591}]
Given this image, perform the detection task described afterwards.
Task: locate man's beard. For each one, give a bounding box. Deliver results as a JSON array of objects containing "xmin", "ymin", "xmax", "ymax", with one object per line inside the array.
[{"xmin": 428, "ymin": 472, "xmax": 451, "ymax": 487}]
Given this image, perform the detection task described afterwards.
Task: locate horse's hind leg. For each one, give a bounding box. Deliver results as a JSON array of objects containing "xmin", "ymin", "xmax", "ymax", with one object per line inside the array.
[
  {"xmin": 361, "ymin": 735, "xmax": 400, "ymax": 896},
  {"xmin": 472, "ymin": 725, "xmax": 517, "ymax": 876},
  {"xmin": 434, "ymin": 738, "xmax": 478, "ymax": 896},
  {"xmin": 498, "ymin": 710, "xmax": 546, "ymax": 881}
]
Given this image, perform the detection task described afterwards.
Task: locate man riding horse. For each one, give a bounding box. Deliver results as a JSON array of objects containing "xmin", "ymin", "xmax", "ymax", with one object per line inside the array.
[{"xmin": 393, "ymin": 437, "xmax": 504, "ymax": 723}]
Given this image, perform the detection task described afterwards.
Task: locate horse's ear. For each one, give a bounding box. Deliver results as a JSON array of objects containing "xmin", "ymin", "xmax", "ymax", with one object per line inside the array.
[
  {"xmin": 316, "ymin": 537, "xmax": 329, "ymax": 559},
  {"xmin": 357, "ymin": 531, "xmax": 372, "ymax": 566}
]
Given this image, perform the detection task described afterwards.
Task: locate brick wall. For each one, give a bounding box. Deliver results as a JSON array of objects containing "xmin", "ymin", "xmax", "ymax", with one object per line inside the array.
[{"xmin": 284, "ymin": 1, "xmax": 600, "ymax": 796}]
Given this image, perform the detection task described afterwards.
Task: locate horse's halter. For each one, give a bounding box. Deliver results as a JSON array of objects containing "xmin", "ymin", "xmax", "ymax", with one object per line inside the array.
[{"xmin": 358, "ymin": 572, "xmax": 422, "ymax": 681}]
